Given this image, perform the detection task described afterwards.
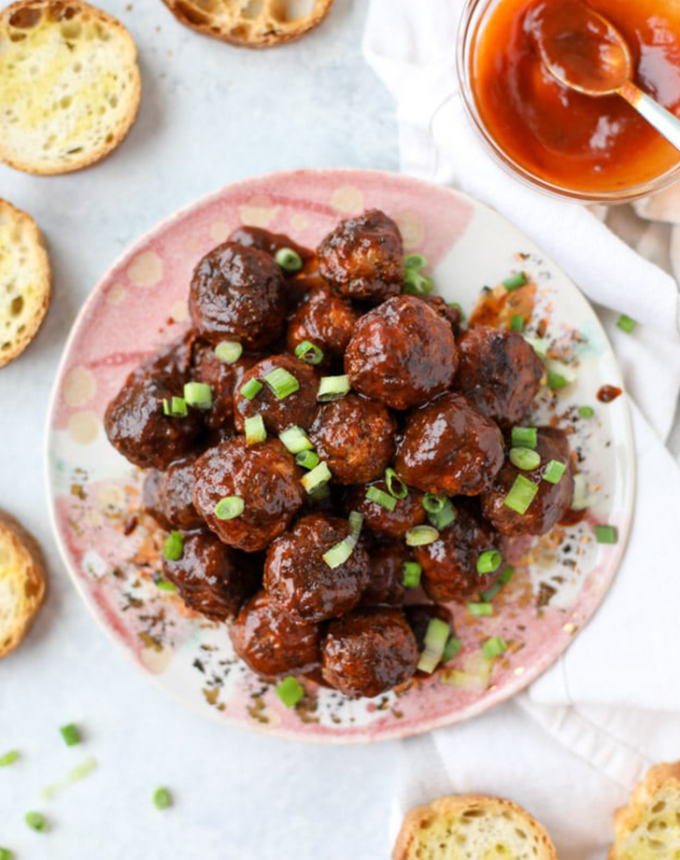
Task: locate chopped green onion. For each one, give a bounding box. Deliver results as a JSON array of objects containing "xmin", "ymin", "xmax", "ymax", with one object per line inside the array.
[
  {"xmin": 594, "ymin": 524, "xmax": 618, "ymax": 544},
  {"xmin": 442, "ymin": 636, "xmax": 462, "ymax": 664},
  {"xmin": 579, "ymin": 405, "xmax": 595, "ymax": 419},
  {"xmin": 317, "ymin": 374, "xmax": 350, "ymax": 402},
  {"xmin": 509, "ymin": 447, "xmax": 541, "ymax": 470},
  {"xmin": 481, "ymin": 566, "xmax": 514, "ymax": 603},
  {"xmin": 617, "ymin": 314, "xmax": 637, "ymax": 334},
  {"xmin": 162, "ymin": 396, "xmax": 188, "ymax": 417},
  {"xmin": 323, "ymin": 512, "xmax": 364, "ymax": 569},
  {"xmin": 499, "ymin": 565, "xmax": 515, "ymax": 585},
  {"xmin": 163, "ymin": 531, "xmax": 184, "ymax": 561},
  {"xmin": 244, "ymin": 415, "xmax": 267, "ymax": 445},
  {"xmin": 384, "ymin": 468, "xmax": 408, "ymax": 500},
  {"xmin": 294, "ymin": 339, "xmax": 324, "ymax": 366},
  {"xmin": 548, "ymin": 372, "xmax": 567, "ymax": 390},
  {"xmin": 214, "ymin": 340, "xmax": 242, "ymax": 364},
  {"xmin": 467, "ymin": 602, "xmax": 494, "ymax": 617},
  {"xmin": 511, "ymin": 426, "xmax": 537, "ymax": 449},
  {"xmin": 183, "ymin": 381, "xmax": 212, "ymax": 410},
  {"xmin": 214, "ymin": 496, "xmax": 244, "ymax": 520},
  {"xmin": 0, "ymin": 750, "xmax": 19, "ymax": 767},
  {"xmin": 276, "ymin": 676, "xmax": 305, "ymax": 707},
  {"xmin": 422, "ymin": 493, "xmax": 446, "ymax": 514},
  {"xmin": 366, "ymin": 486, "xmax": 397, "ymax": 512},
  {"xmin": 296, "ymin": 450, "xmax": 320, "ymax": 470},
  {"xmin": 417, "ymin": 617, "xmax": 450, "ymax": 673},
  {"xmin": 476, "ymin": 550, "xmax": 502, "ymax": 575},
  {"xmin": 403, "ymin": 561, "xmax": 422, "ymax": 588},
  {"xmin": 427, "ymin": 498, "xmax": 456, "ymax": 531},
  {"xmin": 480, "ymin": 582, "xmax": 502, "ymax": 602},
  {"xmin": 40, "ymin": 756, "xmax": 98, "ymax": 801},
  {"xmin": 301, "ymin": 462, "xmax": 332, "ymax": 494},
  {"xmin": 503, "ymin": 272, "xmax": 527, "ymax": 291},
  {"xmin": 156, "ymin": 579, "xmax": 177, "ymax": 593},
  {"xmin": 524, "ymin": 335, "xmax": 548, "ymax": 358},
  {"xmin": 275, "ymin": 247, "xmax": 303, "ymax": 273},
  {"xmin": 404, "ymin": 254, "xmax": 427, "ymax": 270},
  {"xmin": 482, "ymin": 636, "xmax": 508, "ymax": 660},
  {"xmin": 279, "ymin": 426, "xmax": 313, "ymax": 454},
  {"xmin": 240, "ymin": 378, "xmax": 263, "ymax": 401},
  {"xmin": 510, "ymin": 314, "xmax": 524, "ymax": 332},
  {"xmin": 25, "ymin": 811, "xmax": 47, "ymax": 832},
  {"xmin": 60, "ymin": 724, "xmax": 81, "ymax": 747},
  {"xmin": 503, "ymin": 475, "xmax": 539, "ymax": 515},
  {"xmin": 404, "ymin": 268, "xmax": 435, "ymax": 296},
  {"xmin": 448, "ymin": 301, "xmax": 466, "ymax": 322},
  {"xmin": 543, "ymin": 460, "xmax": 567, "ymax": 484},
  {"xmin": 406, "ymin": 525, "xmax": 439, "ymax": 547},
  {"xmin": 0, "ymin": 848, "xmax": 13, "ymax": 860},
  {"xmin": 153, "ymin": 787, "xmax": 172, "ymax": 810},
  {"xmin": 264, "ymin": 367, "xmax": 299, "ymax": 400}
]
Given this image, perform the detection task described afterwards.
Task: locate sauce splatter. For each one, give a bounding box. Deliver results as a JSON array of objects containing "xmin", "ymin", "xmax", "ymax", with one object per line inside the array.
[{"xmin": 597, "ymin": 385, "xmax": 622, "ymax": 403}]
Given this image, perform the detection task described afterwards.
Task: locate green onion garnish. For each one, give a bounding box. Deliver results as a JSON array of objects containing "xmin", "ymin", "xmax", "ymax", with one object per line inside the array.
[
  {"xmin": 427, "ymin": 498, "xmax": 456, "ymax": 531},
  {"xmin": 275, "ymin": 247, "xmax": 303, "ymax": 273},
  {"xmin": 509, "ymin": 447, "xmax": 541, "ymax": 471},
  {"xmin": 183, "ymin": 381, "xmax": 213, "ymax": 410},
  {"xmin": 617, "ymin": 314, "xmax": 637, "ymax": 334},
  {"xmin": 163, "ymin": 531, "xmax": 184, "ymax": 561},
  {"xmin": 404, "ymin": 253, "xmax": 427, "ymax": 270},
  {"xmin": 317, "ymin": 374, "xmax": 350, "ymax": 402},
  {"xmin": 162, "ymin": 396, "xmax": 188, "ymax": 417},
  {"xmin": 467, "ymin": 602, "xmax": 494, "ymax": 617},
  {"xmin": 294, "ymin": 340, "xmax": 324, "ymax": 366},
  {"xmin": 482, "ymin": 636, "xmax": 508, "ymax": 660},
  {"xmin": 156, "ymin": 579, "xmax": 177, "ymax": 593},
  {"xmin": 511, "ymin": 426, "xmax": 537, "ymax": 449},
  {"xmin": 264, "ymin": 367, "xmax": 299, "ymax": 400},
  {"xmin": 594, "ymin": 524, "xmax": 618, "ymax": 544},
  {"xmin": 543, "ymin": 460, "xmax": 566, "ymax": 484},
  {"xmin": 301, "ymin": 461, "xmax": 332, "ymax": 494},
  {"xmin": 0, "ymin": 847, "xmax": 13, "ymax": 860},
  {"xmin": 279, "ymin": 425, "xmax": 313, "ymax": 454},
  {"xmin": 403, "ymin": 561, "xmax": 422, "ymax": 588},
  {"xmin": 499, "ymin": 565, "xmax": 515, "ymax": 585},
  {"xmin": 579, "ymin": 405, "xmax": 595, "ymax": 419},
  {"xmin": 60, "ymin": 724, "xmax": 81, "ymax": 747},
  {"xmin": 214, "ymin": 496, "xmax": 245, "ymax": 520},
  {"xmin": 448, "ymin": 301, "xmax": 466, "ymax": 322},
  {"xmin": 366, "ymin": 486, "xmax": 397, "ymax": 512},
  {"xmin": 40, "ymin": 756, "xmax": 98, "ymax": 801},
  {"xmin": 405, "ymin": 525, "xmax": 439, "ymax": 547},
  {"xmin": 476, "ymin": 550, "xmax": 502, "ymax": 575},
  {"xmin": 323, "ymin": 512, "xmax": 364, "ymax": 569},
  {"xmin": 548, "ymin": 372, "xmax": 567, "ymax": 390},
  {"xmin": 384, "ymin": 468, "xmax": 408, "ymax": 500},
  {"xmin": 25, "ymin": 811, "xmax": 48, "ymax": 832},
  {"xmin": 480, "ymin": 582, "xmax": 502, "ymax": 602},
  {"xmin": 417, "ymin": 617, "xmax": 450, "ymax": 673},
  {"xmin": 214, "ymin": 340, "xmax": 242, "ymax": 364},
  {"xmin": 442, "ymin": 636, "xmax": 462, "ymax": 663},
  {"xmin": 422, "ymin": 493, "xmax": 446, "ymax": 514},
  {"xmin": 503, "ymin": 475, "xmax": 538, "ymax": 515},
  {"xmin": 404, "ymin": 269, "xmax": 434, "ymax": 296},
  {"xmin": 481, "ymin": 566, "xmax": 514, "ymax": 602},
  {"xmin": 510, "ymin": 314, "xmax": 524, "ymax": 332},
  {"xmin": 503, "ymin": 272, "xmax": 527, "ymax": 291},
  {"xmin": 240, "ymin": 378, "xmax": 263, "ymax": 401},
  {"xmin": 524, "ymin": 335, "xmax": 548, "ymax": 358},
  {"xmin": 0, "ymin": 750, "xmax": 19, "ymax": 767},
  {"xmin": 244, "ymin": 414, "xmax": 267, "ymax": 445},
  {"xmin": 296, "ymin": 450, "xmax": 319, "ymax": 470},
  {"xmin": 276, "ymin": 676, "xmax": 305, "ymax": 707},
  {"xmin": 153, "ymin": 787, "xmax": 172, "ymax": 810}
]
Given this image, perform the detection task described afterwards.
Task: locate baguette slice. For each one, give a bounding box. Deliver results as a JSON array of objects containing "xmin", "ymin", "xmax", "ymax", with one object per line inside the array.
[
  {"xmin": 161, "ymin": 0, "xmax": 334, "ymax": 48},
  {"xmin": 393, "ymin": 794, "xmax": 558, "ymax": 860},
  {"xmin": 0, "ymin": 509, "xmax": 46, "ymax": 659},
  {"xmin": 0, "ymin": 200, "xmax": 51, "ymax": 368},
  {"xmin": 609, "ymin": 762, "xmax": 680, "ymax": 860},
  {"xmin": 0, "ymin": 0, "xmax": 141, "ymax": 175}
]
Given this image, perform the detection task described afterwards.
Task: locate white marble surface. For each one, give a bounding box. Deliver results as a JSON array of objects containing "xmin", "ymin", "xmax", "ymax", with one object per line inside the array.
[{"xmin": 0, "ymin": 2, "xmax": 399, "ymax": 857}]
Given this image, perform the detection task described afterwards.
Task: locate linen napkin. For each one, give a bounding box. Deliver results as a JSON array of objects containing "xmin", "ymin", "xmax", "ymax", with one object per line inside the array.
[{"xmin": 363, "ymin": 2, "xmax": 680, "ymax": 857}]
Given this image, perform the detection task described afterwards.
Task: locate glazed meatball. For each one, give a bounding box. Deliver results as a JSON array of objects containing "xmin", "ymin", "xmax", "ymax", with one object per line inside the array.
[
  {"xmin": 345, "ymin": 479, "xmax": 426, "ymax": 539},
  {"xmin": 415, "ymin": 501, "xmax": 502, "ymax": 603},
  {"xmin": 423, "ymin": 296, "xmax": 463, "ymax": 336},
  {"xmin": 481, "ymin": 427, "xmax": 575, "ymax": 536},
  {"xmin": 309, "ymin": 395, "xmax": 396, "ymax": 485},
  {"xmin": 189, "ymin": 242, "xmax": 286, "ymax": 349},
  {"xmin": 317, "ymin": 209, "xmax": 404, "ymax": 303},
  {"xmin": 286, "ymin": 286, "xmax": 359, "ymax": 365},
  {"xmin": 395, "ymin": 392, "xmax": 504, "ymax": 496},
  {"xmin": 405, "ymin": 604, "xmax": 454, "ymax": 651},
  {"xmin": 321, "ymin": 608, "xmax": 419, "ymax": 698},
  {"xmin": 142, "ymin": 469, "xmax": 170, "ymax": 528},
  {"xmin": 228, "ymin": 226, "xmax": 310, "ymax": 266},
  {"xmin": 361, "ymin": 541, "xmax": 409, "ymax": 607},
  {"xmin": 191, "ymin": 340, "xmax": 259, "ymax": 432},
  {"xmin": 193, "ymin": 438, "xmax": 304, "ymax": 552},
  {"xmin": 161, "ymin": 455, "xmax": 203, "ymax": 530},
  {"xmin": 263, "ymin": 514, "xmax": 370, "ymax": 624},
  {"xmin": 162, "ymin": 530, "xmax": 259, "ymax": 621},
  {"xmin": 345, "ymin": 295, "xmax": 458, "ymax": 410},
  {"xmin": 233, "ymin": 355, "xmax": 319, "ymax": 434},
  {"xmin": 230, "ymin": 591, "xmax": 322, "ymax": 680},
  {"xmin": 454, "ymin": 327, "xmax": 543, "ymax": 427}
]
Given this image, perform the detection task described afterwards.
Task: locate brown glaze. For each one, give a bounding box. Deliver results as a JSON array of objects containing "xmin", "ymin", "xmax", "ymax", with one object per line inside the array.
[
  {"xmin": 191, "ymin": 340, "xmax": 259, "ymax": 432},
  {"xmin": 558, "ymin": 506, "xmax": 587, "ymax": 527},
  {"xmin": 360, "ymin": 541, "xmax": 409, "ymax": 608},
  {"xmin": 286, "ymin": 286, "xmax": 359, "ymax": 365},
  {"xmin": 228, "ymin": 226, "xmax": 311, "ymax": 263},
  {"xmin": 597, "ymin": 384, "xmax": 622, "ymax": 403},
  {"xmin": 161, "ymin": 455, "xmax": 203, "ymax": 530},
  {"xmin": 345, "ymin": 479, "xmax": 426, "ymax": 539}
]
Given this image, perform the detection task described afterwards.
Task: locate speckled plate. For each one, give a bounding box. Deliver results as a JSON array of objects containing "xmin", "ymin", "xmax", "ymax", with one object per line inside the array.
[{"xmin": 45, "ymin": 169, "xmax": 634, "ymax": 743}]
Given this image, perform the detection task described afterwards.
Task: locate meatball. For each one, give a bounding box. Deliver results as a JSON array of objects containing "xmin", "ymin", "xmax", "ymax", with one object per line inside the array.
[
  {"xmin": 189, "ymin": 242, "xmax": 286, "ymax": 349},
  {"xmin": 361, "ymin": 541, "xmax": 409, "ymax": 607},
  {"xmin": 423, "ymin": 296, "xmax": 463, "ymax": 337},
  {"xmin": 263, "ymin": 514, "xmax": 370, "ymax": 624},
  {"xmin": 415, "ymin": 501, "xmax": 501, "ymax": 602},
  {"xmin": 142, "ymin": 469, "xmax": 169, "ymax": 528},
  {"xmin": 317, "ymin": 209, "xmax": 404, "ymax": 303},
  {"xmin": 191, "ymin": 340, "xmax": 259, "ymax": 432},
  {"xmin": 162, "ymin": 530, "xmax": 259, "ymax": 621},
  {"xmin": 309, "ymin": 395, "xmax": 396, "ymax": 485},
  {"xmin": 345, "ymin": 479, "xmax": 426, "ymax": 539},
  {"xmin": 193, "ymin": 438, "xmax": 304, "ymax": 552},
  {"xmin": 395, "ymin": 392, "xmax": 504, "ymax": 496},
  {"xmin": 233, "ymin": 355, "xmax": 319, "ymax": 434},
  {"xmin": 228, "ymin": 226, "xmax": 311, "ymax": 266},
  {"xmin": 230, "ymin": 591, "xmax": 321, "ymax": 680},
  {"xmin": 286, "ymin": 286, "xmax": 359, "ymax": 365},
  {"xmin": 321, "ymin": 608, "xmax": 419, "ymax": 698},
  {"xmin": 344, "ymin": 295, "xmax": 458, "ymax": 410},
  {"xmin": 405, "ymin": 604, "xmax": 454, "ymax": 652},
  {"xmin": 481, "ymin": 427, "xmax": 575, "ymax": 536},
  {"xmin": 454, "ymin": 326, "xmax": 543, "ymax": 427},
  {"xmin": 161, "ymin": 455, "xmax": 203, "ymax": 530}
]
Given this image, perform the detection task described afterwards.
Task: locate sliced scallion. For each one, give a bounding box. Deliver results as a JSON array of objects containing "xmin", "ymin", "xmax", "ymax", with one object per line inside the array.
[
  {"xmin": 617, "ymin": 314, "xmax": 636, "ymax": 334},
  {"xmin": 384, "ymin": 468, "xmax": 408, "ymax": 500},
  {"xmin": 510, "ymin": 314, "xmax": 524, "ymax": 332},
  {"xmin": 294, "ymin": 340, "xmax": 324, "ymax": 366},
  {"xmin": 422, "ymin": 493, "xmax": 446, "ymax": 514},
  {"xmin": 579, "ymin": 405, "xmax": 595, "ymax": 419},
  {"xmin": 214, "ymin": 340, "xmax": 242, "ymax": 364},
  {"xmin": 0, "ymin": 751, "xmax": 19, "ymax": 767},
  {"xmin": 276, "ymin": 676, "xmax": 305, "ymax": 707},
  {"xmin": 60, "ymin": 724, "xmax": 81, "ymax": 747},
  {"xmin": 403, "ymin": 561, "xmax": 422, "ymax": 588},
  {"xmin": 275, "ymin": 247, "xmax": 303, "ymax": 273},
  {"xmin": 214, "ymin": 496, "xmax": 244, "ymax": 520},
  {"xmin": 404, "ymin": 269, "xmax": 434, "ymax": 296},
  {"xmin": 156, "ymin": 579, "xmax": 177, "ymax": 593},
  {"xmin": 323, "ymin": 512, "xmax": 364, "ymax": 569},
  {"xmin": 183, "ymin": 381, "xmax": 212, "ymax": 410},
  {"xmin": 405, "ymin": 525, "xmax": 439, "ymax": 547},
  {"xmin": 163, "ymin": 531, "xmax": 184, "ymax": 561},
  {"xmin": 543, "ymin": 460, "xmax": 566, "ymax": 484},
  {"xmin": 317, "ymin": 374, "xmax": 350, "ymax": 402},
  {"xmin": 503, "ymin": 272, "xmax": 527, "ymax": 291},
  {"xmin": 366, "ymin": 486, "xmax": 397, "ymax": 512},
  {"xmin": 427, "ymin": 498, "xmax": 456, "ymax": 531},
  {"xmin": 594, "ymin": 524, "xmax": 618, "ymax": 544},
  {"xmin": 25, "ymin": 812, "xmax": 47, "ymax": 832},
  {"xmin": 511, "ymin": 426, "xmax": 537, "ymax": 449},
  {"xmin": 240, "ymin": 378, "xmax": 263, "ymax": 401},
  {"xmin": 404, "ymin": 254, "xmax": 427, "ymax": 270},
  {"xmin": 279, "ymin": 425, "xmax": 313, "ymax": 454},
  {"xmin": 162, "ymin": 396, "xmax": 187, "ymax": 417},
  {"xmin": 244, "ymin": 415, "xmax": 267, "ymax": 445},
  {"xmin": 301, "ymin": 462, "xmax": 332, "ymax": 494},
  {"xmin": 264, "ymin": 367, "xmax": 299, "ymax": 400},
  {"xmin": 296, "ymin": 450, "xmax": 319, "ymax": 470},
  {"xmin": 503, "ymin": 475, "xmax": 538, "ymax": 515},
  {"xmin": 509, "ymin": 447, "xmax": 541, "ymax": 471},
  {"xmin": 417, "ymin": 617, "xmax": 450, "ymax": 673},
  {"xmin": 467, "ymin": 602, "xmax": 494, "ymax": 617},
  {"xmin": 482, "ymin": 636, "xmax": 508, "ymax": 660},
  {"xmin": 476, "ymin": 550, "xmax": 502, "ymax": 575},
  {"xmin": 153, "ymin": 787, "xmax": 172, "ymax": 810},
  {"xmin": 442, "ymin": 636, "xmax": 462, "ymax": 663},
  {"xmin": 548, "ymin": 372, "xmax": 567, "ymax": 390}
]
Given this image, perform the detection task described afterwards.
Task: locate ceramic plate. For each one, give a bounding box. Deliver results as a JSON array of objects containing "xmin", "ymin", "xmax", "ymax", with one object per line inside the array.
[{"xmin": 46, "ymin": 169, "xmax": 634, "ymax": 743}]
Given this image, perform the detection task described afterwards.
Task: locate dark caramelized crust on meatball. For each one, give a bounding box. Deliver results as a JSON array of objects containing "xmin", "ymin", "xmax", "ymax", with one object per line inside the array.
[
  {"xmin": 322, "ymin": 608, "xmax": 419, "ymax": 698},
  {"xmin": 161, "ymin": 455, "xmax": 203, "ymax": 530},
  {"xmin": 344, "ymin": 295, "xmax": 458, "ymax": 410},
  {"xmin": 286, "ymin": 286, "xmax": 359, "ymax": 364},
  {"xmin": 230, "ymin": 591, "xmax": 321, "ymax": 680},
  {"xmin": 193, "ymin": 438, "xmax": 304, "ymax": 552},
  {"xmin": 263, "ymin": 514, "xmax": 370, "ymax": 624},
  {"xmin": 233, "ymin": 354, "xmax": 319, "ymax": 434},
  {"xmin": 396, "ymin": 392, "xmax": 504, "ymax": 496},
  {"xmin": 481, "ymin": 427, "xmax": 575, "ymax": 536},
  {"xmin": 191, "ymin": 340, "xmax": 259, "ymax": 432},
  {"xmin": 454, "ymin": 326, "xmax": 544, "ymax": 428},
  {"xmin": 317, "ymin": 209, "xmax": 404, "ymax": 304},
  {"xmin": 345, "ymin": 479, "xmax": 426, "ymax": 539},
  {"xmin": 189, "ymin": 242, "xmax": 286, "ymax": 349},
  {"xmin": 361, "ymin": 541, "xmax": 409, "ymax": 607},
  {"xmin": 309, "ymin": 395, "xmax": 396, "ymax": 485}
]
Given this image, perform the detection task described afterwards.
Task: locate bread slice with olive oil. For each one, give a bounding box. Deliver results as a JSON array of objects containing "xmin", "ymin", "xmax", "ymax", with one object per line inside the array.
[
  {"xmin": 608, "ymin": 762, "xmax": 680, "ymax": 860},
  {"xmin": 393, "ymin": 794, "xmax": 558, "ymax": 860},
  {"xmin": 161, "ymin": 0, "xmax": 334, "ymax": 48},
  {"xmin": 0, "ymin": 0, "xmax": 141, "ymax": 175},
  {"xmin": 0, "ymin": 509, "xmax": 46, "ymax": 659}
]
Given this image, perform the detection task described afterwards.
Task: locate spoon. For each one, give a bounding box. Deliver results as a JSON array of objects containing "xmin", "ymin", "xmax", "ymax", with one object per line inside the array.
[{"xmin": 526, "ymin": 0, "xmax": 680, "ymax": 154}]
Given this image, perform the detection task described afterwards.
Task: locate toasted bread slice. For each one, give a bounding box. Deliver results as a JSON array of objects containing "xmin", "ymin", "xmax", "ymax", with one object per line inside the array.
[
  {"xmin": 161, "ymin": 0, "xmax": 334, "ymax": 48},
  {"xmin": 0, "ymin": 509, "xmax": 46, "ymax": 659},
  {"xmin": 393, "ymin": 794, "xmax": 558, "ymax": 860},
  {"xmin": 0, "ymin": 200, "xmax": 51, "ymax": 368},
  {"xmin": 609, "ymin": 762, "xmax": 680, "ymax": 860},
  {"xmin": 0, "ymin": 0, "xmax": 141, "ymax": 175}
]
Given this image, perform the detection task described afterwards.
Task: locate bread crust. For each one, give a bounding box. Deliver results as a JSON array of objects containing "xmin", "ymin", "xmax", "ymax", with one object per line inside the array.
[
  {"xmin": 161, "ymin": 0, "xmax": 334, "ymax": 48},
  {"xmin": 0, "ymin": 0, "xmax": 141, "ymax": 175},
  {"xmin": 0, "ymin": 509, "xmax": 47, "ymax": 659},
  {"xmin": 0, "ymin": 200, "xmax": 52, "ymax": 368},
  {"xmin": 393, "ymin": 793, "xmax": 558, "ymax": 860}
]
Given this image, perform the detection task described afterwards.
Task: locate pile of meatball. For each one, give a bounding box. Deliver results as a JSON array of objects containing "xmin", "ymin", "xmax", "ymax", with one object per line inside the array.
[{"xmin": 104, "ymin": 209, "xmax": 576, "ymax": 700}]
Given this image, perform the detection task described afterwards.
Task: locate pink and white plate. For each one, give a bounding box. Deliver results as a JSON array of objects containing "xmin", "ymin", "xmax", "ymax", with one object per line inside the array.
[{"xmin": 46, "ymin": 169, "xmax": 634, "ymax": 743}]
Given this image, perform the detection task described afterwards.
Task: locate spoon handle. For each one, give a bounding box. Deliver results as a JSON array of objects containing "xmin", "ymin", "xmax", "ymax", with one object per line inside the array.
[{"xmin": 617, "ymin": 82, "xmax": 680, "ymax": 154}]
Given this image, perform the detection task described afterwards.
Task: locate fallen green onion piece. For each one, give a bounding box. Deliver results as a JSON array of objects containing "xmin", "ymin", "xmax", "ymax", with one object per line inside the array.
[
  {"xmin": 403, "ymin": 561, "xmax": 422, "ymax": 589},
  {"xmin": 467, "ymin": 602, "xmax": 494, "ymax": 617},
  {"xmin": 244, "ymin": 415, "xmax": 267, "ymax": 445},
  {"xmin": 548, "ymin": 372, "xmax": 567, "ymax": 390},
  {"xmin": 275, "ymin": 247, "xmax": 303, "ymax": 273},
  {"xmin": 404, "ymin": 253, "xmax": 427, "ymax": 270},
  {"xmin": 276, "ymin": 676, "xmax": 305, "ymax": 707},
  {"xmin": 0, "ymin": 847, "xmax": 12, "ymax": 860},
  {"xmin": 183, "ymin": 381, "xmax": 212, "ymax": 410},
  {"xmin": 317, "ymin": 374, "xmax": 350, "ymax": 402},
  {"xmin": 163, "ymin": 531, "xmax": 184, "ymax": 562},
  {"xmin": 510, "ymin": 314, "xmax": 524, "ymax": 332},
  {"xmin": 214, "ymin": 496, "xmax": 245, "ymax": 520},
  {"xmin": 448, "ymin": 301, "xmax": 466, "ymax": 322},
  {"xmin": 296, "ymin": 450, "xmax": 320, "ymax": 470},
  {"xmin": 476, "ymin": 550, "xmax": 502, "ymax": 575},
  {"xmin": 428, "ymin": 498, "xmax": 456, "ymax": 531},
  {"xmin": 404, "ymin": 269, "xmax": 434, "ymax": 296},
  {"xmin": 162, "ymin": 396, "xmax": 188, "ymax": 417},
  {"xmin": 264, "ymin": 367, "xmax": 299, "ymax": 400},
  {"xmin": 503, "ymin": 475, "xmax": 538, "ymax": 515},
  {"xmin": 294, "ymin": 339, "xmax": 324, "ymax": 366},
  {"xmin": 594, "ymin": 524, "xmax": 618, "ymax": 544},
  {"xmin": 0, "ymin": 750, "xmax": 19, "ymax": 767},
  {"xmin": 385, "ymin": 467, "xmax": 408, "ymax": 500},
  {"xmin": 156, "ymin": 578, "xmax": 177, "ymax": 593},
  {"xmin": 214, "ymin": 340, "xmax": 242, "ymax": 364},
  {"xmin": 323, "ymin": 512, "xmax": 364, "ymax": 569},
  {"xmin": 503, "ymin": 272, "xmax": 527, "ymax": 291},
  {"xmin": 366, "ymin": 486, "xmax": 397, "ymax": 512},
  {"xmin": 60, "ymin": 723, "xmax": 81, "ymax": 747},
  {"xmin": 417, "ymin": 617, "xmax": 450, "ymax": 673},
  {"xmin": 406, "ymin": 525, "xmax": 439, "ymax": 547},
  {"xmin": 498, "ymin": 565, "xmax": 515, "ymax": 585},
  {"xmin": 480, "ymin": 582, "xmax": 502, "ymax": 603},
  {"xmin": 25, "ymin": 812, "xmax": 47, "ymax": 832},
  {"xmin": 509, "ymin": 447, "xmax": 541, "ymax": 471},
  {"xmin": 40, "ymin": 756, "xmax": 98, "ymax": 801},
  {"xmin": 240, "ymin": 378, "xmax": 263, "ymax": 401},
  {"xmin": 422, "ymin": 493, "xmax": 446, "ymax": 514},
  {"xmin": 579, "ymin": 405, "xmax": 595, "ymax": 419},
  {"xmin": 279, "ymin": 425, "xmax": 313, "ymax": 454},
  {"xmin": 301, "ymin": 462, "xmax": 332, "ymax": 494},
  {"xmin": 481, "ymin": 566, "xmax": 514, "ymax": 603},
  {"xmin": 442, "ymin": 636, "xmax": 462, "ymax": 664},
  {"xmin": 511, "ymin": 426, "xmax": 537, "ymax": 450},
  {"xmin": 543, "ymin": 460, "xmax": 567, "ymax": 484},
  {"xmin": 153, "ymin": 787, "xmax": 172, "ymax": 811},
  {"xmin": 482, "ymin": 636, "xmax": 508, "ymax": 660},
  {"xmin": 524, "ymin": 335, "xmax": 548, "ymax": 358},
  {"xmin": 617, "ymin": 314, "xmax": 637, "ymax": 334}
]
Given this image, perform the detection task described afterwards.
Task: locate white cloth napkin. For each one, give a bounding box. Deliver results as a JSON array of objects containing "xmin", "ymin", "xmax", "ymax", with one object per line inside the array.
[{"xmin": 363, "ymin": 2, "xmax": 680, "ymax": 857}]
